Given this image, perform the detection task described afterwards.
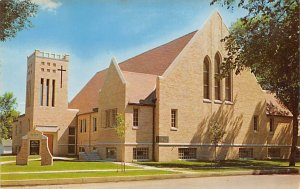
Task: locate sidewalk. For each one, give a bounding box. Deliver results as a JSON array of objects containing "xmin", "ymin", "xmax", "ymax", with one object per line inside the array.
[
  {"xmin": 1, "ymin": 168, "xmax": 298, "ymax": 187},
  {"xmin": 1, "ymin": 161, "xmax": 299, "ymax": 187}
]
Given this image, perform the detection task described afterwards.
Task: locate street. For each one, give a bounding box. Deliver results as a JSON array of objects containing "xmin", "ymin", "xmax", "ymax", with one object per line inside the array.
[{"xmin": 5, "ymin": 175, "xmax": 300, "ymax": 189}]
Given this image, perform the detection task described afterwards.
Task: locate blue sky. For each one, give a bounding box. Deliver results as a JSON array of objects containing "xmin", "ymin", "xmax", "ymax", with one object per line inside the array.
[{"xmin": 0, "ymin": 0, "xmax": 246, "ymax": 113}]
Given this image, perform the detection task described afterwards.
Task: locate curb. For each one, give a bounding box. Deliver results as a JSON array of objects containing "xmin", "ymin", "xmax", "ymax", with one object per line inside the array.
[{"xmin": 1, "ymin": 169, "xmax": 299, "ymax": 187}]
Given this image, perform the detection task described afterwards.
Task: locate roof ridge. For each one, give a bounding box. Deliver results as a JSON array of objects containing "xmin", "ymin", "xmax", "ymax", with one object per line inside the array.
[{"xmin": 119, "ymin": 30, "xmax": 197, "ymax": 65}]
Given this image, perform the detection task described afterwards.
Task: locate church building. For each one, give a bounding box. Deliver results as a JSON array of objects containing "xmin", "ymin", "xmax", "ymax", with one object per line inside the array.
[{"xmin": 12, "ymin": 12, "xmax": 298, "ymax": 162}]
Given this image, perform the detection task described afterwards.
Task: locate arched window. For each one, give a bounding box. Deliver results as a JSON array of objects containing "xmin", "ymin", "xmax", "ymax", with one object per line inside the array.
[
  {"xmin": 214, "ymin": 53, "xmax": 222, "ymax": 100},
  {"xmin": 225, "ymin": 72, "xmax": 232, "ymax": 101},
  {"xmin": 203, "ymin": 56, "xmax": 210, "ymax": 99}
]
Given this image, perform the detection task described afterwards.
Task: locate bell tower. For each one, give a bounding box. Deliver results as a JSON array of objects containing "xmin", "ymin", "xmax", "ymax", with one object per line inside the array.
[{"xmin": 25, "ymin": 50, "xmax": 70, "ymax": 130}]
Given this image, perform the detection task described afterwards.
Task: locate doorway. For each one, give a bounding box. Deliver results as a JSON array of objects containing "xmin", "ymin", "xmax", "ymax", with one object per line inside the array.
[{"xmin": 44, "ymin": 134, "xmax": 53, "ymax": 155}]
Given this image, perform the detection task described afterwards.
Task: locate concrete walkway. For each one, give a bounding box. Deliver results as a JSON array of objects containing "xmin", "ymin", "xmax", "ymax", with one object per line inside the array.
[
  {"xmin": 1, "ymin": 169, "xmax": 145, "ymax": 175},
  {"xmin": 114, "ymin": 162, "xmax": 196, "ymax": 174}
]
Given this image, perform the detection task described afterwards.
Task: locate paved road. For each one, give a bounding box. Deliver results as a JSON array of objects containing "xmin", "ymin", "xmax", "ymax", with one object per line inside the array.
[{"xmin": 6, "ymin": 175, "xmax": 300, "ymax": 189}]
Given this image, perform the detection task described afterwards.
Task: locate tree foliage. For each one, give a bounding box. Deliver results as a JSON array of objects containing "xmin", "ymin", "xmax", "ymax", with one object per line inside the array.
[
  {"xmin": 0, "ymin": 0, "xmax": 38, "ymax": 41},
  {"xmin": 0, "ymin": 92, "xmax": 19, "ymax": 143},
  {"xmin": 115, "ymin": 113, "xmax": 127, "ymax": 172},
  {"xmin": 211, "ymin": 0, "xmax": 299, "ymax": 166},
  {"xmin": 209, "ymin": 121, "xmax": 225, "ymax": 162}
]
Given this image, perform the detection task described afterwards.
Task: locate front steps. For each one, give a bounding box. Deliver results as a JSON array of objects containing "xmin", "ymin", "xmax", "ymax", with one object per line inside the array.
[{"xmin": 79, "ymin": 151, "xmax": 100, "ymax": 161}]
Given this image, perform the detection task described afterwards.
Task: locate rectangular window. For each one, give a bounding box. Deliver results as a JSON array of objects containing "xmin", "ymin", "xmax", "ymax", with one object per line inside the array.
[
  {"xmin": 215, "ymin": 79, "xmax": 221, "ymax": 100},
  {"xmin": 133, "ymin": 148, "xmax": 149, "ymax": 160},
  {"xmin": 52, "ymin": 80, "xmax": 55, "ymax": 107},
  {"xmin": 93, "ymin": 117, "xmax": 97, "ymax": 132},
  {"xmin": 225, "ymin": 73, "xmax": 232, "ymax": 101},
  {"xmin": 40, "ymin": 78, "xmax": 44, "ymax": 106},
  {"xmin": 268, "ymin": 148, "xmax": 280, "ymax": 158},
  {"xmin": 269, "ymin": 118, "xmax": 274, "ymax": 132},
  {"xmin": 46, "ymin": 79, "xmax": 49, "ymax": 106},
  {"xmin": 171, "ymin": 109, "xmax": 177, "ymax": 128},
  {"xmin": 253, "ymin": 115, "xmax": 258, "ymax": 132},
  {"xmin": 111, "ymin": 109, "xmax": 117, "ymax": 127},
  {"xmin": 105, "ymin": 110, "xmax": 110, "ymax": 128},
  {"xmin": 133, "ymin": 108, "xmax": 139, "ymax": 127},
  {"xmin": 105, "ymin": 109, "xmax": 117, "ymax": 127},
  {"xmin": 106, "ymin": 147, "xmax": 117, "ymax": 160},
  {"xmin": 79, "ymin": 147, "xmax": 85, "ymax": 153},
  {"xmin": 239, "ymin": 148, "xmax": 253, "ymax": 158},
  {"xmin": 178, "ymin": 148, "xmax": 197, "ymax": 159},
  {"xmin": 83, "ymin": 119, "xmax": 86, "ymax": 132},
  {"xmin": 80, "ymin": 120, "xmax": 83, "ymax": 133}
]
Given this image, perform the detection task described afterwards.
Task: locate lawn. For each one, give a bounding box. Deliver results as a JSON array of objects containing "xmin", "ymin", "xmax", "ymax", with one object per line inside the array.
[
  {"xmin": 1, "ymin": 170, "xmax": 176, "ymax": 180},
  {"xmin": 138, "ymin": 160, "xmax": 300, "ymax": 171},
  {"xmin": 0, "ymin": 155, "xmax": 40, "ymax": 163},
  {"xmin": 1, "ymin": 160, "xmax": 138, "ymax": 172}
]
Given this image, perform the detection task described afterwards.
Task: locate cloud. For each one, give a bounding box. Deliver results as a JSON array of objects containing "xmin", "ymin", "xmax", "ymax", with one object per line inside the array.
[{"xmin": 31, "ymin": 0, "xmax": 62, "ymax": 11}]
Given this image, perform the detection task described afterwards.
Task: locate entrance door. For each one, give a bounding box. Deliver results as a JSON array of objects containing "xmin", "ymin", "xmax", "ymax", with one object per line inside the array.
[{"xmin": 44, "ymin": 134, "xmax": 53, "ymax": 155}]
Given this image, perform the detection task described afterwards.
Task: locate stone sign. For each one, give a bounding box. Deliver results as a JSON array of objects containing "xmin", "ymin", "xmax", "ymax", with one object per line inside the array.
[{"xmin": 16, "ymin": 130, "xmax": 53, "ymax": 166}]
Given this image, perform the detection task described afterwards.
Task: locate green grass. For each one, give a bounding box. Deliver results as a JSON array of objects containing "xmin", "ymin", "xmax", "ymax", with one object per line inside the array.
[
  {"xmin": 0, "ymin": 155, "xmax": 40, "ymax": 163},
  {"xmin": 1, "ymin": 160, "xmax": 138, "ymax": 172},
  {"xmin": 138, "ymin": 160, "xmax": 300, "ymax": 171},
  {"xmin": 1, "ymin": 170, "xmax": 175, "ymax": 180}
]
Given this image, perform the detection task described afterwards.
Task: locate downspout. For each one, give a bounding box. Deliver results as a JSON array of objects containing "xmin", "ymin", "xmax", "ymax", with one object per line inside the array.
[
  {"xmin": 89, "ymin": 114, "xmax": 92, "ymax": 152},
  {"xmin": 152, "ymin": 105, "xmax": 156, "ymax": 161}
]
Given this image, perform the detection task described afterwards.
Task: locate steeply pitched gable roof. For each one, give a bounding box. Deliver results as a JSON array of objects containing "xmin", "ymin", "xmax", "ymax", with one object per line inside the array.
[
  {"xmin": 123, "ymin": 71, "xmax": 157, "ymax": 104},
  {"xmin": 69, "ymin": 31, "xmax": 197, "ymax": 114},
  {"xmin": 264, "ymin": 91, "xmax": 292, "ymax": 117}
]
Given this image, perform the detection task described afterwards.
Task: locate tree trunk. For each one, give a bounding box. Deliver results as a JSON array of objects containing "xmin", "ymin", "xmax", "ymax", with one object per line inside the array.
[
  {"xmin": 289, "ymin": 109, "xmax": 299, "ymax": 166},
  {"xmin": 123, "ymin": 143, "xmax": 126, "ymax": 172}
]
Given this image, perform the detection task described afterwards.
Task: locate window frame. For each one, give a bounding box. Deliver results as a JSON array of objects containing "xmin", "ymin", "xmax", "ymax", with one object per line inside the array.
[
  {"xmin": 203, "ymin": 56, "xmax": 211, "ymax": 100},
  {"xmin": 106, "ymin": 147, "xmax": 117, "ymax": 160},
  {"xmin": 171, "ymin": 109, "xmax": 178, "ymax": 130},
  {"xmin": 269, "ymin": 117, "xmax": 274, "ymax": 133},
  {"xmin": 239, "ymin": 148, "xmax": 253, "ymax": 159},
  {"xmin": 178, "ymin": 148, "xmax": 197, "ymax": 160},
  {"xmin": 225, "ymin": 71, "xmax": 232, "ymax": 102},
  {"xmin": 267, "ymin": 148, "xmax": 280, "ymax": 159},
  {"xmin": 253, "ymin": 115, "xmax": 258, "ymax": 132},
  {"xmin": 133, "ymin": 108, "xmax": 139, "ymax": 128},
  {"xmin": 214, "ymin": 53, "xmax": 222, "ymax": 101},
  {"xmin": 105, "ymin": 108, "xmax": 118, "ymax": 128},
  {"xmin": 92, "ymin": 117, "xmax": 97, "ymax": 132},
  {"xmin": 133, "ymin": 147, "xmax": 149, "ymax": 160}
]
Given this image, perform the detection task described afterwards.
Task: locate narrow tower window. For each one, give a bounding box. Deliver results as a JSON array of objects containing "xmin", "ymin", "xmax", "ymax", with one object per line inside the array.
[
  {"xmin": 52, "ymin": 80, "xmax": 55, "ymax": 107},
  {"xmin": 40, "ymin": 78, "xmax": 44, "ymax": 106},
  {"xmin": 46, "ymin": 79, "xmax": 49, "ymax": 106}
]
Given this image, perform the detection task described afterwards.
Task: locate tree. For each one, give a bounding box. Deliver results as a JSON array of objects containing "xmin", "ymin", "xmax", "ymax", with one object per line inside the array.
[
  {"xmin": 0, "ymin": 92, "xmax": 19, "ymax": 143},
  {"xmin": 0, "ymin": 0, "xmax": 38, "ymax": 41},
  {"xmin": 210, "ymin": 0, "xmax": 299, "ymax": 166},
  {"xmin": 209, "ymin": 121, "xmax": 225, "ymax": 165},
  {"xmin": 115, "ymin": 113, "xmax": 127, "ymax": 172}
]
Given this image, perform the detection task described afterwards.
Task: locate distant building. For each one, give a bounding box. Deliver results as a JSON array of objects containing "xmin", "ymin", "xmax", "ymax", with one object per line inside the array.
[
  {"xmin": 12, "ymin": 12, "xmax": 299, "ymax": 161},
  {"xmin": 0, "ymin": 139, "xmax": 12, "ymax": 154}
]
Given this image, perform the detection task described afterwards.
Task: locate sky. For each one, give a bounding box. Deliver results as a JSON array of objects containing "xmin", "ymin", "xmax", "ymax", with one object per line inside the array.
[{"xmin": 0, "ymin": 0, "xmax": 246, "ymax": 113}]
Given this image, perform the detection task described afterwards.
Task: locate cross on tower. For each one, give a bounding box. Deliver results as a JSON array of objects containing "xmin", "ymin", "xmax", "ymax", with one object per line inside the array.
[{"xmin": 57, "ymin": 65, "xmax": 66, "ymax": 88}]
